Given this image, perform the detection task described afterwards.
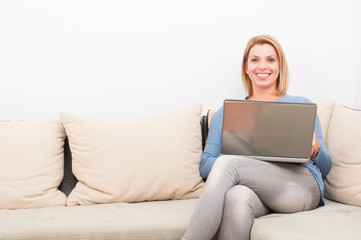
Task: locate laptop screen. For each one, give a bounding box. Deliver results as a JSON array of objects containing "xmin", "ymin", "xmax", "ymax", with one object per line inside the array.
[{"xmin": 221, "ymin": 100, "xmax": 317, "ymax": 159}]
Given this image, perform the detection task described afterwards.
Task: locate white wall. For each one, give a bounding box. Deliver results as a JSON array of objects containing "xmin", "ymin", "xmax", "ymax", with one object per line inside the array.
[
  {"xmin": 355, "ymin": 0, "xmax": 361, "ymax": 109},
  {"xmin": 0, "ymin": 0, "xmax": 357, "ymax": 120}
]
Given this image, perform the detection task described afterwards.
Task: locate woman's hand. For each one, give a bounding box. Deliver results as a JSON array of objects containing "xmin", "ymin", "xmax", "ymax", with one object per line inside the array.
[{"xmin": 310, "ymin": 133, "xmax": 320, "ymax": 159}]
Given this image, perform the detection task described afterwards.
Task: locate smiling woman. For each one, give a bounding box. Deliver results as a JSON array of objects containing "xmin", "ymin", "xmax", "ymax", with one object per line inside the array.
[
  {"xmin": 182, "ymin": 35, "xmax": 331, "ymax": 240},
  {"xmin": 241, "ymin": 35, "xmax": 289, "ymax": 101}
]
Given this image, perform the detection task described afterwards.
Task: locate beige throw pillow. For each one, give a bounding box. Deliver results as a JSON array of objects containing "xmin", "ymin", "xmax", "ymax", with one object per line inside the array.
[
  {"xmin": 316, "ymin": 100, "xmax": 335, "ymax": 142},
  {"xmin": 324, "ymin": 104, "xmax": 361, "ymax": 207},
  {"xmin": 62, "ymin": 104, "xmax": 204, "ymax": 206},
  {"xmin": 207, "ymin": 109, "xmax": 216, "ymax": 128},
  {"xmin": 0, "ymin": 120, "xmax": 67, "ymax": 209}
]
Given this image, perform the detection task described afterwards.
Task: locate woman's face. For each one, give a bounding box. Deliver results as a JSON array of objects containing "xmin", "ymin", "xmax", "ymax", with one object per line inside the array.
[{"xmin": 246, "ymin": 44, "xmax": 280, "ymax": 93}]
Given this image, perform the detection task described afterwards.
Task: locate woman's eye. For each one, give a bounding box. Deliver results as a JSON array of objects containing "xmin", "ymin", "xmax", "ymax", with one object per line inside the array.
[
  {"xmin": 268, "ymin": 58, "xmax": 275, "ymax": 62},
  {"xmin": 251, "ymin": 58, "xmax": 258, "ymax": 62}
]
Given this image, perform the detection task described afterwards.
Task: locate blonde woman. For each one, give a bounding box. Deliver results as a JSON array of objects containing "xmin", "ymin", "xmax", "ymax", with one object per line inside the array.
[{"xmin": 182, "ymin": 35, "xmax": 331, "ymax": 240}]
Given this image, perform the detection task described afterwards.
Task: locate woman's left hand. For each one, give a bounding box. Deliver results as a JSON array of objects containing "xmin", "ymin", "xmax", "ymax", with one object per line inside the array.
[{"xmin": 310, "ymin": 133, "xmax": 320, "ymax": 159}]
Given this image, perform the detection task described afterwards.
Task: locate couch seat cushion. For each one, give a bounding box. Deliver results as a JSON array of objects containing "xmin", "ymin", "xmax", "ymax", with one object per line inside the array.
[
  {"xmin": 0, "ymin": 198, "xmax": 198, "ymax": 239},
  {"xmin": 251, "ymin": 199, "xmax": 361, "ymax": 240}
]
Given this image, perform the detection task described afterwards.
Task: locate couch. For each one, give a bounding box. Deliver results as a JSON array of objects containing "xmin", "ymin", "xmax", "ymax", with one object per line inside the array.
[{"xmin": 0, "ymin": 100, "xmax": 360, "ymax": 240}]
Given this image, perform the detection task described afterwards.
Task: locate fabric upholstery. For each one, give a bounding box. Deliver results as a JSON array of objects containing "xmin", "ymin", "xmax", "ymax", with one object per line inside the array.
[
  {"xmin": 207, "ymin": 109, "xmax": 216, "ymax": 128},
  {"xmin": 324, "ymin": 104, "xmax": 361, "ymax": 207},
  {"xmin": 0, "ymin": 198, "xmax": 198, "ymax": 240},
  {"xmin": 251, "ymin": 199, "xmax": 361, "ymax": 240},
  {"xmin": 316, "ymin": 100, "xmax": 335, "ymax": 141},
  {"xmin": 0, "ymin": 120, "xmax": 66, "ymax": 209},
  {"xmin": 61, "ymin": 104, "xmax": 204, "ymax": 206}
]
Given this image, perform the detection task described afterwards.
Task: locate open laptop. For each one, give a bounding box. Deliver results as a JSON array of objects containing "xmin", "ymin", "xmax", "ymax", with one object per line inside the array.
[{"xmin": 221, "ymin": 99, "xmax": 317, "ymax": 163}]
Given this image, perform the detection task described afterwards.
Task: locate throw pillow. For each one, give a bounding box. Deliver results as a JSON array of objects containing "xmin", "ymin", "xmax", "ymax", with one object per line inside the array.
[
  {"xmin": 61, "ymin": 103, "xmax": 204, "ymax": 206},
  {"xmin": 324, "ymin": 104, "xmax": 361, "ymax": 207},
  {"xmin": 0, "ymin": 120, "xmax": 67, "ymax": 209},
  {"xmin": 207, "ymin": 109, "xmax": 216, "ymax": 128},
  {"xmin": 316, "ymin": 100, "xmax": 335, "ymax": 142}
]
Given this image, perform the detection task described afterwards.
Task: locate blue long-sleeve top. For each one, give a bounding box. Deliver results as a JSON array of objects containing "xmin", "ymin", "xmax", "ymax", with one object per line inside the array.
[{"xmin": 200, "ymin": 94, "xmax": 331, "ymax": 206}]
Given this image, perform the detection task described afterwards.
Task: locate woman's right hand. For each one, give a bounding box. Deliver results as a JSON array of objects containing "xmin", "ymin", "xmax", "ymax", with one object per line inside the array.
[{"xmin": 310, "ymin": 133, "xmax": 320, "ymax": 159}]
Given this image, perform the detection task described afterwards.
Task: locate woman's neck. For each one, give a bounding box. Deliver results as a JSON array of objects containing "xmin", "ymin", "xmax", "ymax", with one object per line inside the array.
[{"xmin": 248, "ymin": 92, "xmax": 284, "ymax": 101}]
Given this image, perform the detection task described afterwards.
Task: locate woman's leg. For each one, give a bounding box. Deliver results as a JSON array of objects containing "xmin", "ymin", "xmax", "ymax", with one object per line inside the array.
[
  {"xmin": 218, "ymin": 185, "xmax": 270, "ymax": 240},
  {"xmin": 182, "ymin": 155, "xmax": 320, "ymax": 240}
]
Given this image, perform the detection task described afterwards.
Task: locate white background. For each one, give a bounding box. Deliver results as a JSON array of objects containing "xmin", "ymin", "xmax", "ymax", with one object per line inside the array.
[{"xmin": 0, "ymin": 0, "xmax": 360, "ymax": 120}]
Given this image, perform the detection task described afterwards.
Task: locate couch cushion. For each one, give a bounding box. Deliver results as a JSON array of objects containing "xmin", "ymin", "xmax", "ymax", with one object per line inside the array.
[
  {"xmin": 0, "ymin": 198, "xmax": 198, "ymax": 239},
  {"xmin": 316, "ymin": 100, "xmax": 335, "ymax": 141},
  {"xmin": 324, "ymin": 104, "xmax": 361, "ymax": 207},
  {"xmin": 207, "ymin": 109, "xmax": 216, "ymax": 128},
  {"xmin": 0, "ymin": 120, "xmax": 67, "ymax": 209},
  {"xmin": 61, "ymin": 104, "xmax": 204, "ymax": 206},
  {"xmin": 251, "ymin": 199, "xmax": 361, "ymax": 240}
]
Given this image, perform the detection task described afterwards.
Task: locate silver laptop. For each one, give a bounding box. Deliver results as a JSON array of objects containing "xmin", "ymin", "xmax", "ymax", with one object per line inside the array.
[{"xmin": 221, "ymin": 99, "xmax": 317, "ymax": 163}]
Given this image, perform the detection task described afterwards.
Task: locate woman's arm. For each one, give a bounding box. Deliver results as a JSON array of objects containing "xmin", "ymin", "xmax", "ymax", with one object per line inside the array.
[
  {"xmin": 199, "ymin": 107, "xmax": 223, "ymax": 179},
  {"xmin": 311, "ymin": 114, "xmax": 331, "ymax": 177}
]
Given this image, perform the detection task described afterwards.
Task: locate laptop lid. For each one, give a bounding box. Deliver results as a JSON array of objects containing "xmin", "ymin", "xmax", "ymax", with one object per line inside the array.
[{"xmin": 221, "ymin": 100, "xmax": 317, "ymax": 163}]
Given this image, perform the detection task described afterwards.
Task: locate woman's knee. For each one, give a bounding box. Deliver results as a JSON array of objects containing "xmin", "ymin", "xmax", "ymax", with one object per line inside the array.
[
  {"xmin": 208, "ymin": 155, "xmax": 238, "ymax": 180},
  {"xmin": 201, "ymin": 156, "xmax": 244, "ymax": 194},
  {"xmin": 224, "ymin": 185, "xmax": 258, "ymax": 213}
]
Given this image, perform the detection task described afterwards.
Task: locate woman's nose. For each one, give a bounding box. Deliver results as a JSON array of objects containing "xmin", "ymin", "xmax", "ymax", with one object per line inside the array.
[{"xmin": 258, "ymin": 60, "xmax": 267, "ymax": 69}]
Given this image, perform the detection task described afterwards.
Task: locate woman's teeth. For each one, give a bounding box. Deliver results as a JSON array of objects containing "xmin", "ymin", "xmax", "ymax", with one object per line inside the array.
[{"xmin": 257, "ymin": 73, "xmax": 270, "ymax": 77}]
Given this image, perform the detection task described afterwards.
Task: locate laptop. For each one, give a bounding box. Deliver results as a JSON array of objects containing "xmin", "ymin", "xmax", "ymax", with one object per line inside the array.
[{"xmin": 221, "ymin": 99, "xmax": 317, "ymax": 163}]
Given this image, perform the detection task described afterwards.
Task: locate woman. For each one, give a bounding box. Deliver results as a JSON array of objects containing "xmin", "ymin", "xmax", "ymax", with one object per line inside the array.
[{"xmin": 182, "ymin": 35, "xmax": 331, "ymax": 240}]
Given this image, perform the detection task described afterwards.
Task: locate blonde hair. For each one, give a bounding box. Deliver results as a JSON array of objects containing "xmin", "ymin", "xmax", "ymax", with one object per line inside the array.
[{"xmin": 241, "ymin": 35, "xmax": 289, "ymax": 98}]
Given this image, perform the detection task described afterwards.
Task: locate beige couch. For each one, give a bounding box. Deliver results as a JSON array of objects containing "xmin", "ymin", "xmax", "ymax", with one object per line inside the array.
[{"xmin": 0, "ymin": 101, "xmax": 360, "ymax": 239}]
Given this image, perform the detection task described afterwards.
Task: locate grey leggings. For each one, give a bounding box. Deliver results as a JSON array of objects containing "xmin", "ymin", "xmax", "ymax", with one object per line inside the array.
[{"xmin": 182, "ymin": 155, "xmax": 320, "ymax": 240}]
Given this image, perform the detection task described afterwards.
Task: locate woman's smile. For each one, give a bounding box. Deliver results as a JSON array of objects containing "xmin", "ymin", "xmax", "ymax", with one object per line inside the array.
[{"xmin": 256, "ymin": 73, "xmax": 271, "ymax": 80}]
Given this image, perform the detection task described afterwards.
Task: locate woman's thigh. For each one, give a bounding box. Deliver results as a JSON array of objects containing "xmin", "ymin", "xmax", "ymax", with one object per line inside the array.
[{"xmin": 209, "ymin": 155, "xmax": 320, "ymax": 213}]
